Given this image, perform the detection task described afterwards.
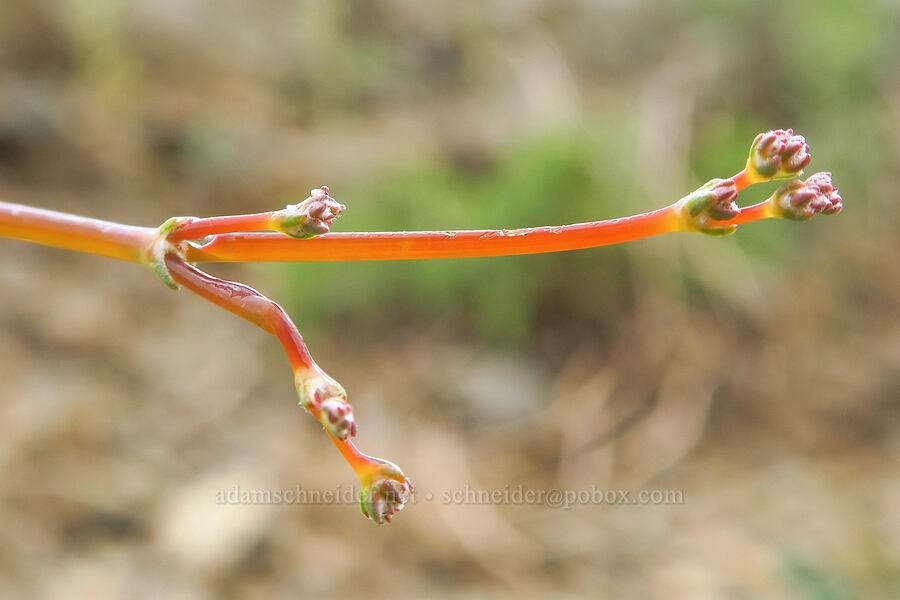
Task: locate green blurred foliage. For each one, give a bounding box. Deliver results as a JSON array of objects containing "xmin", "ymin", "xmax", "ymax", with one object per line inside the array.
[{"xmin": 782, "ymin": 554, "xmax": 860, "ymax": 600}]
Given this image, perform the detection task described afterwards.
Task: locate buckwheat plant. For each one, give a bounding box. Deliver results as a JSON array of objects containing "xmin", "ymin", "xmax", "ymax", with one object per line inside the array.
[{"xmin": 0, "ymin": 130, "xmax": 841, "ymax": 524}]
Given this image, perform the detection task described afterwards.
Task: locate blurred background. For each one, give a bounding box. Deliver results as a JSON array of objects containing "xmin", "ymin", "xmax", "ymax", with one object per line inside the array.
[{"xmin": 0, "ymin": 0, "xmax": 898, "ymax": 598}]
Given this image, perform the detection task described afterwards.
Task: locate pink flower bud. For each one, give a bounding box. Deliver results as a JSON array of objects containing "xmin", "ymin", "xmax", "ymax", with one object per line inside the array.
[
  {"xmin": 675, "ymin": 178, "xmax": 740, "ymax": 236},
  {"xmin": 769, "ymin": 172, "xmax": 843, "ymax": 221},
  {"xmin": 803, "ymin": 172, "xmax": 843, "ymax": 215},
  {"xmin": 359, "ymin": 459, "xmax": 414, "ymax": 524},
  {"xmin": 747, "ymin": 129, "xmax": 811, "ymax": 181},
  {"xmin": 320, "ymin": 397, "xmax": 357, "ymax": 439},
  {"xmin": 273, "ymin": 187, "xmax": 346, "ymax": 239},
  {"xmin": 295, "ymin": 372, "xmax": 357, "ymax": 440}
]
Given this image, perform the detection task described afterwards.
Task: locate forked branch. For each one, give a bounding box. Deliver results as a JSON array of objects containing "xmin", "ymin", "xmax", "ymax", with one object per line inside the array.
[{"xmin": 0, "ymin": 129, "xmax": 842, "ymax": 523}]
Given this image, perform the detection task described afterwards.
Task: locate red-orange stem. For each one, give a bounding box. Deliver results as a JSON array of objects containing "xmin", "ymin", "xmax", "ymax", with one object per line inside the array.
[
  {"xmin": 0, "ymin": 201, "xmax": 153, "ymax": 262},
  {"xmin": 164, "ymin": 254, "xmax": 317, "ymax": 371},
  {"xmin": 3, "ymin": 195, "xmax": 777, "ymax": 268},
  {"xmin": 733, "ymin": 168, "xmax": 755, "ymax": 192},
  {"xmin": 186, "ymin": 205, "xmax": 681, "ymax": 263},
  {"xmin": 169, "ymin": 212, "xmax": 276, "ymax": 243},
  {"xmin": 727, "ymin": 201, "xmax": 771, "ymax": 225},
  {"xmin": 329, "ymin": 434, "xmax": 370, "ymax": 472}
]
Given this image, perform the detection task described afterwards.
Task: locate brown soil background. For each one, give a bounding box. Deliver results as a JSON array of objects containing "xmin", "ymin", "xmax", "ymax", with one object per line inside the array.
[{"xmin": 0, "ymin": 2, "xmax": 898, "ymax": 598}]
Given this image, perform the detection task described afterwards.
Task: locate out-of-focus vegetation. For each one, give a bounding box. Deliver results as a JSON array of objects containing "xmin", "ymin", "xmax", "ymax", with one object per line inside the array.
[{"xmin": 0, "ymin": 1, "xmax": 898, "ymax": 599}]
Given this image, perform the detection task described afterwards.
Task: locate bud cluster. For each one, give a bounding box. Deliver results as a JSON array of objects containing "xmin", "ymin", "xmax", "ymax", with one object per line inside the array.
[
  {"xmin": 272, "ymin": 186, "xmax": 346, "ymax": 239},
  {"xmin": 358, "ymin": 458, "xmax": 414, "ymax": 524},
  {"xmin": 295, "ymin": 371, "xmax": 357, "ymax": 439},
  {"xmin": 769, "ymin": 172, "xmax": 843, "ymax": 221},
  {"xmin": 675, "ymin": 178, "xmax": 740, "ymax": 236},
  {"xmin": 746, "ymin": 129, "xmax": 811, "ymax": 182}
]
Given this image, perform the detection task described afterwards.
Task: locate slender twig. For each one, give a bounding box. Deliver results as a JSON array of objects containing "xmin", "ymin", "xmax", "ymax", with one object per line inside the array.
[
  {"xmin": 0, "ymin": 191, "xmax": 772, "ymax": 266},
  {"xmin": 164, "ymin": 253, "xmax": 358, "ymax": 439},
  {"xmin": 0, "ymin": 201, "xmax": 153, "ymax": 262},
  {"xmin": 164, "ymin": 253, "xmax": 409, "ymax": 520},
  {"xmin": 726, "ymin": 201, "xmax": 772, "ymax": 225},
  {"xmin": 732, "ymin": 168, "xmax": 755, "ymax": 192},
  {"xmin": 168, "ymin": 212, "xmax": 276, "ymax": 244},
  {"xmin": 186, "ymin": 206, "xmax": 682, "ymax": 263},
  {"xmin": 169, "ymin": 186, "xmax": 346, "ymax": 243},
  {"xmin": 0, "ymin": 128, "xmax": 841, "ymax": 524},
  {"xmin": 164, "ymin": 254, "xmax": 317, "ymax": 370}
]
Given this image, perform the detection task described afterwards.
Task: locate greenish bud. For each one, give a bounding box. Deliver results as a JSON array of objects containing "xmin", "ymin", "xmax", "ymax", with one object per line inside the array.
[
  {"xmin": 675, "ymin": 178, "xmax": 740, "ymax": 236},
  {"xmin": 359, "ymin": 459, "xmax": 414, "ymax": 524},
  {"xmin": 769, "ymin": 172, "xmax": 843, "ymax": 221},
  {"xmin": 747, "ymin": 129, "xmax": 811, "ymax": 182},
  {"xmin": 295, "ymin": 371, "xmax": 357, "ymax": 439},
  {"xmin": 272, "ymin": 187, "xmax": 346, "ymax": 239}
]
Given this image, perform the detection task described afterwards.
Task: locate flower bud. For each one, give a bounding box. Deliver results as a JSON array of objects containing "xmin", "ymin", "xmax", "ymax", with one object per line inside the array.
[
  {"xmin": 802, "ymin": 172, "xmax": 843, "ymax": 216},
  {"xmin": 295, "ymin": 371, "xmax": 357, "ymax": 439},
  {"xmin": 746, "ymin": 129, "xmax": 811, "ymax": 182},
  {"xmin": 675, "ymin": 178, "xmax": 740, "ymax": 236},
  {"xmin": 769, "ymin": 172, "xmax": 843, "ymax": 221},
  {"xmin": 272, "ymin": 186, "xmax": 346, "ymax": 239},
  {"xmin": 320, "ymin": 397, "xmax": 357, "ymax": 440},
  {"xmin": 358, "ymin": 458, "xmax": 414, "ymax": 524}
]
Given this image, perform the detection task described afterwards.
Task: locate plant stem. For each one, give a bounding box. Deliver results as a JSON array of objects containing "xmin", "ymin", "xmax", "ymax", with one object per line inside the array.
[
  {"xmin": 168, "ymin": 212, "xmax": 277, "ymax": 243},
  {"xmin": 0, "ymin": 197, "xmax": 777, "ymax": 267},
  {"xmin": 329, "ymin": 433, "xmax": 372, "ymax": 474},
  {"xmin": 163, "ymin": 254, "xmax": 317, "ymax": 371},
  {"xmin": 732, "ymin": 168, "xmax": 755, "ymax": 192},
  {"xmin": 185, "ymin": 205, "xmax": 682, "ymax": 263},
  {"xmin": 0, "ymin": 201, "xmax": 153, "ymax": 262},
  {"xmin": 726, "ymin": 200, "xmax": 773, "ymax": 225},
  {"xmin": 164, "ymin": 254, "xmax": 369, "ymax": 469}
]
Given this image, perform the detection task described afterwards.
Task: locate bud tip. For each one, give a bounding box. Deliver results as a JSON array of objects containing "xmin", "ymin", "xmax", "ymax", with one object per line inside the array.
[
  {"xmin": 676, "ymin": 178, "xmax": 740, "ymax": 236},
  {"xmin": 295, "ymin": 372, "xmax": 357, "ymax": 440},
  {"xmin": 770, "ymin": 172, "xmax": 843, "ymax": 221},
  {"xmin": 273, "ymin": 187, "xmax": 347, "ymax": 238},
  {"xmin": 747, "ymin": 129, "xmax": 811, "ymax": 181},
  {"xmin": 358, "ymin": 459, "xmax": 414, "ymax": 524}
]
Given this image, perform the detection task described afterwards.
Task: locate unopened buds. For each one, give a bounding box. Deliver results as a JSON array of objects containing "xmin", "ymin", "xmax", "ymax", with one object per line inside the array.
[
  {"xmin": 320, "ymin": 398, "xmax": 357, "ymax": 440},
  {"xmin": 271, "ymin": 186, "xmax": 346, "ymax": 239},
  {"xmin": 746, "ymin": 129, "xmax": 811, "ymax": 182},
  {"xmin": 358, "ymin": 458, "xmax": 414, "ymax": 524},
  {"xmin": 295, "ymin": 371, "xmax": 357, "ymax": 439},
  {"xmin": 768, "ymin": 172, "xmax": 843, "ymax": 221},
  {"xmin": 802, "ymin": 172, "xmax": 843, "ymax": 216},
  {"xmin": 675, "ymin": 178, "xmax": 740, "ymax": 236}
]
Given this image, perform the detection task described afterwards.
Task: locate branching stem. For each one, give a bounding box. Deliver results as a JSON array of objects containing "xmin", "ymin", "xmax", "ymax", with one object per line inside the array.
[
  {"xmin": 0, "ymin": 126, "xmax": 840, "ymax": 523},
  {"xmin": 164, "ymin": 254, "xmax": 317, "ymax": 372},
  {"xmin": 186, "ymin": 205, "xmax": 682, "ymax": 263},
  {"xmin": 1, "ymin": 168, "xmax": 776, "ymax": 267},
  {"xmin": 168, "ymin": 212, "xmax": 277, "ymax": 243}
]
